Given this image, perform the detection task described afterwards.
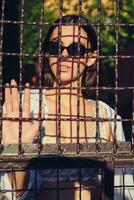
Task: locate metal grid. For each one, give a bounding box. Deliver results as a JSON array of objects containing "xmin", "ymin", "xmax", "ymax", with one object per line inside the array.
[{"xmin": 0, "ymin": 0, "xmax": 134, "ymax": 199}]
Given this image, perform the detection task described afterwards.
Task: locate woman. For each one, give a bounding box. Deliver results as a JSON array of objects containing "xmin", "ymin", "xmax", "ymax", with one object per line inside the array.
[{"xmin": 1, "ymin": 15, "xmax": 133, "ymax": 200}]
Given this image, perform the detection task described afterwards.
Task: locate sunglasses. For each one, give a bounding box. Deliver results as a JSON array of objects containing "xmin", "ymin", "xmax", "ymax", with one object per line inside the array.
[{"xmin": 46, "ymin": 41, "xmax": 93, "ymax": 57}]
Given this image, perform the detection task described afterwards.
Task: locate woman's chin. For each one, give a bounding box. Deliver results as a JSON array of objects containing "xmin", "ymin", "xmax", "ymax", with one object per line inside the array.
[{"xmin": 55, "ymin": 77, "xmax": 77, "ymax": 86}]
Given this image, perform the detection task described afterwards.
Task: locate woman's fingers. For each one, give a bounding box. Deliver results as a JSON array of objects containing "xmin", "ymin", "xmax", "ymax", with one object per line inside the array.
[
  {"xmin": 11, "ymin": 79, "xmax": 19, "ymax": 112},
  {"xmin": 22, "ymin": 83, "xmax": 30, "ymax": 118},
  {"xmin": 33, "ymin": 107, "xmax": 44, "ymax": 134},
  {"xmin": 5, "ymin": 81, "xmax": 31, "ymax": 118},
  {"xmin": 5, "ymin": 83, "xmax": 13, "ymax": 113}
]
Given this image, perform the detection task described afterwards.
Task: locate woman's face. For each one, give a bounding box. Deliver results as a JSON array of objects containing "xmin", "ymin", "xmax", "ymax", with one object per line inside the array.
[{"xmin": 48, "ymin": 25, "xmax": 94, "ymax": 85}]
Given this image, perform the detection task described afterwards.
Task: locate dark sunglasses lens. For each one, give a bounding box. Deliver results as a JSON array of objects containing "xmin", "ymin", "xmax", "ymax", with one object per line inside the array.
[
  {"xmin": 47, "ymin": 42, "xmax": 59, "ymax": 55},
  {"xmin": 69, "ymin": 43, "xmax": 86, "ymax": 56}
]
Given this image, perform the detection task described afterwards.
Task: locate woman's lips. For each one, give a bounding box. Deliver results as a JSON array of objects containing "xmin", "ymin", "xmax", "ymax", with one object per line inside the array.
[{"xmin": 60, "ymin": 65, "xmax": 71, "ymax": 72}]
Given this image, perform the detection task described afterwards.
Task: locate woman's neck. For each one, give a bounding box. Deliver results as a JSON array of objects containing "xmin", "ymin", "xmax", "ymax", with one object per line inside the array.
[
  {"xmin": 45, "ymin": 79, "xmax": 83, "ymax": 107},
  {"xmin": 52, "ymin": 78, "xmax": 82, "ymax": 96}
]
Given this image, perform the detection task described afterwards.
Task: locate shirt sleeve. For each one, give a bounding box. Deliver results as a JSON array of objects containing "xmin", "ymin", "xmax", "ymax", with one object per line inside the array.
[
  {"xmin": 99, "ymin": 101, "xmax": 125, "ymax": 141},
  {"xmin": 30, "ymin": 89, "xmax": 48, "ymax": 119}
]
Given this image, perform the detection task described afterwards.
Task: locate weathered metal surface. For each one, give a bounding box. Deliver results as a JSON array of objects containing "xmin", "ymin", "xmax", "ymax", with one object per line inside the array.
[{"xmin": 0, "ymin": 142, "xmax": 133, "ymax": 169}]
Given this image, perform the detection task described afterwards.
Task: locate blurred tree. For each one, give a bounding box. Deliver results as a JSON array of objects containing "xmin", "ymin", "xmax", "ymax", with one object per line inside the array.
[{"xmin": 23, "ymin": 0, "xmax": 134, "ymax": 57}]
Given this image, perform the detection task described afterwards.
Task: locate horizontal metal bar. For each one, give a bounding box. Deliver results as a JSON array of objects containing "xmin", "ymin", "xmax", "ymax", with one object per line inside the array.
[
  {"xmin": 0, "ymin": 20, "xmax": 134, "ymax": 27},
  {"xmin": 1, "ymin": 52, "xmax": 134, "ymax": 59},
  {"xmin": 0, "ymin": 142, "xmax": 133, "ymax": 168},
  {"xmin": 1, "ymin": 117, "xmax": 133, "ymax": 122},
  {"xmin": 1, "ymin": 85, "xmax": 134, "ymax": 91}
]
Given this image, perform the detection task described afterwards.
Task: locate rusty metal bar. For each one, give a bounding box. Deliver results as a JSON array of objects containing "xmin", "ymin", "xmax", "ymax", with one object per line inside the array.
[
  {"xmin": 0, "ymin": 0, "xmax": 5, "ymax": 151},
  {"xmin": 0, "ymin": 0, "xmax": 133, "ymax": 199},
  {"xmin": 0, "ymin": 20, "xmax": 134, "ymax": 27},
  {"xmin": 0, "ymin": 142, "xmax": 133, "ymax": 167}
]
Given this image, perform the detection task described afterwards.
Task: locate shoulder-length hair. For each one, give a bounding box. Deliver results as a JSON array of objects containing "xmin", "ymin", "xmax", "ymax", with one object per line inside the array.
[{"xmin": 41, "ymin": 14, "xmax": 97, "ymax": 99}]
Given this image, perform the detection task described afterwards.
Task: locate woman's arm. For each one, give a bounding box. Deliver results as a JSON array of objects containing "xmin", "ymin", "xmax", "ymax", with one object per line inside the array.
[
  {"xmin": 2, "ymin": 79, "xmax": 40, "ymax": 197},
  {"xmin": 7, "ymin": 171, "xmax": 29, "ymax": 198}
]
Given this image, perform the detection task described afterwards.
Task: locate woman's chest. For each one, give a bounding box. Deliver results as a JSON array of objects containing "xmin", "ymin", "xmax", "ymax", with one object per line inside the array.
[
  {"xmin": 44, "ymin": 99, "xmax": 96, "ymax": 143},
  {"xmin": 45, "ymin": 120, "xmax": 95, "ymax": 143}
]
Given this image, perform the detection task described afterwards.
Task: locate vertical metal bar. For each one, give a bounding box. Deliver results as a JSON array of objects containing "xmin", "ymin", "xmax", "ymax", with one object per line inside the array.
[
  {"xmin": 96, "ymin": 0, "xmax": 101, "ymax": 147},
  {"xmin": 69, "ymin": 86, "xmax": 73, "ymax": 143},
  {"xmin": 70, "ymin": 22, "xmax": 77, "ymax": 143},
  {"xmin": 97, "ymin": 2, "xmax": 103, "ymax": 199},
  {"xmin": 0, "ymin": 0, "xmax": 5, "ymax": 150},
  {"xmin": 114, "ymin": 0, "xmax": 120, "ymax": 147},
  {"xmin": 57, "ymin": 0, "xmax": 63, "ymax": 153},
  {"xmin": 70, "ymin": 18, "xmax": 75, "ymax": 144},
  {"xmin": 104, "ymin": 0, "xmax": 121, "ymax": 199},
  {"xmin": 18, "ymin": 0, "xmax": 25, "ymax": 155},
  {"xmin": 83, "ymin": 98, "xmax": 88, "ymax": 143},
  {"xmin": 37, "ymin": 0, "xmax": 44, "ymax": 155},
  {"xmin": 76, "ymin": 0, "xmax": 83, "ymax": 154}
]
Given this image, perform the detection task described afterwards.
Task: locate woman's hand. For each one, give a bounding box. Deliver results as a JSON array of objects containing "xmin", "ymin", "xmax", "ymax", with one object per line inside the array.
[{"xmin": 2, "ymin": 79, "xmax": 40, "ymax": 144}]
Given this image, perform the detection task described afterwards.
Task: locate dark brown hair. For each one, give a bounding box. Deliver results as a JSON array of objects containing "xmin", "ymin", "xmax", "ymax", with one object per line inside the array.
[{"xmin": 42, "ymin": 14, "xmax": 97, "ymax": 99}]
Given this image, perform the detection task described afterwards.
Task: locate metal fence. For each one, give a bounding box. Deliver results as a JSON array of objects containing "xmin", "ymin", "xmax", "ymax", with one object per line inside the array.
[{"xmin": 0, "ymin": 0, "xmax": 134, "ymax": 199}]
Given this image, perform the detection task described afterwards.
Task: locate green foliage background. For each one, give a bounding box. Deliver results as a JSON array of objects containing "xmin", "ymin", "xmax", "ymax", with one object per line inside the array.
[
  {"xmin": 22, "ymin": 0, "xmax": 134, "ymax": 105},
  {"xmin": 23, "ymin": 0, "xmax": 134, "ymax": 56}
]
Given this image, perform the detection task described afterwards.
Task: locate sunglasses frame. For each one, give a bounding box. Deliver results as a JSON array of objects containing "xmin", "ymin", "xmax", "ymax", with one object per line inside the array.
[{"xmin": 46, "ymin": 41, "xmax": 93, "ymax": 57}]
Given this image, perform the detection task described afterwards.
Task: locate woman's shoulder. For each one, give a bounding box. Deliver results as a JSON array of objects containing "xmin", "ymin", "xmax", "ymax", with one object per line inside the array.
[
  {"xmin": 85, "ymin": 99, "xmax": 124, "ymax": 141},
  {"xmin": 85, "ymin": 99, "xmax": 114, "ymax": 117},
  {"xmin": 85, "ymin": 98, "xmax": 111, "ymax": 107}
]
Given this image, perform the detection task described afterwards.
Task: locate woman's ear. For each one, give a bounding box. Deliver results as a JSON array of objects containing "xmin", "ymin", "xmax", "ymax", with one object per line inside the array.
[{"xmin": 86, "ymin": 51, "xmax": 97, "ymax": 66}]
